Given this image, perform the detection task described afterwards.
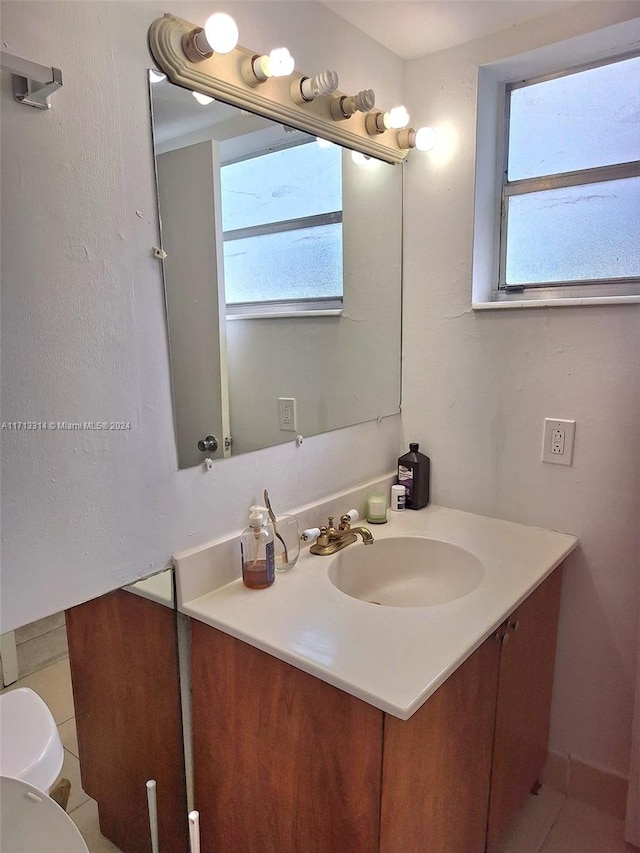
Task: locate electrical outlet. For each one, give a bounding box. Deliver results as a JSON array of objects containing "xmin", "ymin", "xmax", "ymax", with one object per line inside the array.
[
  {"xmin": 278, "ymin": 397, "xmax": 297, "ymax": 431},
  {"xmin": 551, "ymin": 429, "xmax": 565, "ymax": 455},
  {"xmin": 542, "ymin": 418, "xmax": 576, "ymax": 466}
]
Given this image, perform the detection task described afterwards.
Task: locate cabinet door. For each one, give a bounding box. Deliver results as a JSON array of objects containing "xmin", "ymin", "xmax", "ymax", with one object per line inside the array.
[
  {"xmin": 486, "ymin": 568, "xmax": 563, "ymax": 850},
  {"xmin": 190, "ymin": 621, "xmax": 383, "ymax": 853},
  {"xmin": 67, "ymin": 590, "xmax": 189, "ymax": 853},
  {"xmin": 380, "ymin": 636, "xmax": 501, "ymax": 853}
]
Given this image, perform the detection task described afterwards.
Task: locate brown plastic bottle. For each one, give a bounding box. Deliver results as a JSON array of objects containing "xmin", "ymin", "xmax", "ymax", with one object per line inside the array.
[{"xmin": 397, "ymin": 443, "xmax": 430, "ymax": 510}]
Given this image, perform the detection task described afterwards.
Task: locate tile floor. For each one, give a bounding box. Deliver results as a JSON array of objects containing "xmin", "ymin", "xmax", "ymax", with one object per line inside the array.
[
  {"xmin": 497, "ymin": 783, "xmax": 633, "ymax": 853},
  {"xmin": 3, "ymin": 656, "xmax": 633, "ymax": 853}
]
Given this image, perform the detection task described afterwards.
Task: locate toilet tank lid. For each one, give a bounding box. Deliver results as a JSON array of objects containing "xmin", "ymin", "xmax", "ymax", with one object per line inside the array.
[{"xmin": 0, "ymin": 688, "xmax": 64, "ymax": 790}]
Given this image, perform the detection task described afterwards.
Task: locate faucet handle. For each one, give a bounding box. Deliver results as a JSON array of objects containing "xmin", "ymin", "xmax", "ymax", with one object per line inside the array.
[
  {"xmin": 301, "ymin": 527, "xmax": 321, "ymax": 542},
  {"xmin": 339, "ymin": 509, "xmax": 359, "ymax": 530}
]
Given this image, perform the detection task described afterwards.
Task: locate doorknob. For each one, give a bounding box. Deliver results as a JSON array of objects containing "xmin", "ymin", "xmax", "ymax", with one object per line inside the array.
[{"xmin": 198, "ymin": 435, "xmax": 219, "ymax": 453}]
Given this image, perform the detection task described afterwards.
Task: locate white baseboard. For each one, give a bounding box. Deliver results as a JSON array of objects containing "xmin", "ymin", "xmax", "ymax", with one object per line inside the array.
[
  {"xmin": 542, "ymin": 749, "xmax": 629, "ymax": 821},
  {"xmin": 0, "ymin": 631, "xmax": 18, "ymax": 686}
]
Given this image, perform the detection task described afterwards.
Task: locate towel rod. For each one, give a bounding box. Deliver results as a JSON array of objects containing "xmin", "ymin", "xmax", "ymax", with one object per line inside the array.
[{"xmin": 0, "ymin": 50, "xmax": 62, "ymax": 109}]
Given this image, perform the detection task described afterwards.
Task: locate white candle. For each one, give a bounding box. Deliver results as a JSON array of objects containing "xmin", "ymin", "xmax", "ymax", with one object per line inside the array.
[{"xmin": 367, "ymin": 494, "xmax": 388, "ymax": 523}]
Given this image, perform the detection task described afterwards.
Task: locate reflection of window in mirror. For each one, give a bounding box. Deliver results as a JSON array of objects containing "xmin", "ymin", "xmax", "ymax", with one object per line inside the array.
[{"xmin": 221, "ymin": 140, "xmax": 343, "ymax": 315}]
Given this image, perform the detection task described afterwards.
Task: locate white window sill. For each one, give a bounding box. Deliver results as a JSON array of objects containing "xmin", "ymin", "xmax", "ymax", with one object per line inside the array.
[
  {"xmin": 227, "ymin": 309, "xmax": 343, "ymax": 320},
  {"xmin": 472, "ymin": 296, "xmax": 640, "ymax": 310}
]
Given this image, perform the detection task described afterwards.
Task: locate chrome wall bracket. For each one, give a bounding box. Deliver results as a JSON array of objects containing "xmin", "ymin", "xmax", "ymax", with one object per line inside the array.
[{"xmin": 1, "ymin": 51, "xmax": 63, "ymax": 109}]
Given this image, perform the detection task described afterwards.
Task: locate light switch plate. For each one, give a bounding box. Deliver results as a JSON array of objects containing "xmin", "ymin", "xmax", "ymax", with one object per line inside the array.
[{"xmin": 542, "ymin": 418, "xmax": 576, "ymax": 466}]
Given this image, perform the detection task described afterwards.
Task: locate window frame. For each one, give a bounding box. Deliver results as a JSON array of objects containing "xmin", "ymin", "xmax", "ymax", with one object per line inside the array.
[
  {"xmin": 471, "ymin": 21, "xmax": 640, "ymax": 310},
  {"xmin": 497, "ymin": 52, "xmax": 640, "ymax": 300}
]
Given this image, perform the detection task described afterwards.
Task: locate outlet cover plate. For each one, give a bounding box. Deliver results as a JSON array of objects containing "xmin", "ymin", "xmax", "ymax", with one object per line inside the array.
[
  {"xmin": 542, "ymin": 418, "xmax": 576, "ymax": 466},
  {"xmin": 278, "ymin": 397, "xmax": 297, "ymax": 431}
]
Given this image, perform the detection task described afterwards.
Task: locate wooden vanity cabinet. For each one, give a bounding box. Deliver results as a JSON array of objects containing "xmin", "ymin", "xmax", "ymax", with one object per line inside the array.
[
  {"xmin": 66, "ymin": 589, "xmax": 189, "ymax": 853},
  {"xmin": 190, "ymin": 568, "xmax": 563, "ymax": 853}
]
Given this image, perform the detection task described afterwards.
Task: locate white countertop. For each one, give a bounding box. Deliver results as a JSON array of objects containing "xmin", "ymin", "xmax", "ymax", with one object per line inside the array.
[
  {"xmin": 177, "ymin": 504, "xmax": 577, "ymax": 720},
  {"xmin": 124, "ymin": 567, "xmax": 174, "ymax": 608}
]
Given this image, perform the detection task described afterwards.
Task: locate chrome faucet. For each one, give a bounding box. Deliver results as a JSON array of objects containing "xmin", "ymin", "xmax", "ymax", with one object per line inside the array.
[{"xmin": 308, "ymin": 514, "xmax": 374, "ymax": 556}]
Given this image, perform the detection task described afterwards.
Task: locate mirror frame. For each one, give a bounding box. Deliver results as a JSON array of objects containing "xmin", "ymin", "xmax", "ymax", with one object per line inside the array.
[{"xmin": 148, "ymin": 13, "xmax": 408, "ymax": 165}]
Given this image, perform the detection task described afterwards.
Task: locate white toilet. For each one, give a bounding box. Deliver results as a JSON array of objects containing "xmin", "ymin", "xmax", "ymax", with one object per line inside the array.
[{"xmin": 0, "ymin": 687, "xmax": 89, "ymax": 852}]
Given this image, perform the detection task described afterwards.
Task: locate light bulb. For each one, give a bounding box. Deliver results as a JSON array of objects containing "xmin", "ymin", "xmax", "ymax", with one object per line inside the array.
[
  {"xmin": 300, "ymin": 70, "xmax": 339, "ymax": 99},
  {"xmin": 316, "ymin": 137, "xmax": 334, "ymax": 149},
  {"xmin": 203, "ymin": 13, "xmax": 238, "ymax": 54},
  {"xmin": 149, "ymin": 69, "xmax": 166, "ymax": 84},
  {"xmin": 383, "ymin": 106, "xmax": 410, "ymax": 129},
  {"xmin": 192, "ymin": 91, "xmax": 215, "ymax": 105},
  {"xmin": 351, "ymin": 151, "xmax": 370, "ymax": 166},
  {"xmin": 367, "ymin": 107, "xmax": 410, "ymax": 135},
  {"xmin": 398, "ymin": 126, "xmax": 438, "ymax": 152},
  {"xmin": 293, "ymin": 70, "xmax": 339, "ymax": 105},
  {"xmin": 183, "ymin": 13, "xmax": 239, "ymax": 62},
  {"xmin": 266, "ymin": 48, "xmax": 295, "ymax": 78},
  {"xmin": 415, "ymin": 126, "xmax": 437, "ymax": 151},
  {"xmin": 330, "ymin": 88, "xmax": 375, "ymax": 121},
  {"xmin": 349, "ymin": 89, "xmax": 375, "ymax": 114},
  {"xmin": 246, "ymin": 47, "xmax": 295, "ymax": 84}
]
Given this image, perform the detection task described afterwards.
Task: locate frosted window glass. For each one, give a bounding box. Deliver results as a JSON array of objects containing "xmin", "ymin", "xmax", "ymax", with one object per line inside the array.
[
  {"xmin": 508, "ymin": 57, "xmax": 640, "ymax": 180},
  {"xmin": 224, "ymin": 223, "xmax": 343, "ymax": 303},
  {"xmin": 221, "ymin": 143, "xmax": 342, "ymax": 231},
  {"xmin": 505, "ymin": 177, "xmax": 640, "ymax": 284}
]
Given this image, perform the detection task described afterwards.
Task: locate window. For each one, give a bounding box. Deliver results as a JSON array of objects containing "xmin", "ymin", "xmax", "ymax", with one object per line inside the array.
[
  {"xmin": 499, "ymin": 54, "xmax": 640, "ymax": 299},
  {"xmin": 220, "ymin": 141, "xmax": 343, "ymax": 316}
]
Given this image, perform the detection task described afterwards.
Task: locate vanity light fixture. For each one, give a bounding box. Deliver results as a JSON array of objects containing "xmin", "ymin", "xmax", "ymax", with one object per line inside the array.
[
  {"xmin": 329, "ymin": 88, "xmax": 375, "ymax": 121},
  {"xmin": 149, "ymin": 13, "xmax": 428, "ymax": 164},
  {"xmin": 192, "ymin": 91, "xmax": 215, "ymax": 105},
  {"xmin": 149, "ymin": 69, "xmax": 167, "ymax": 84},
  {"xmin": 316, "ymin": 137, "xmax": 335, "ymax": 148},
  {"xmin": 182, "ymin": 12, "xmax": 239, "ymax": 62},
  {"xmin": 290, "ymin": 70, "xmax": 339, "ymax": 105},
  {"xmin": 242, "ymin": 47, "xmax": 295, "ymax": 85},
  {"xmin": 398, "ymin": 126, "xmax": 437, "ymax": 152}
]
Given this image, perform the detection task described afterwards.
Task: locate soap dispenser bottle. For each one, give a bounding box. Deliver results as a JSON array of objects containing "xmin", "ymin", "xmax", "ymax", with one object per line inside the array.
[
  {"xmin": 241, "ymin": 505, "xmax": 275, "ymax": 589},
  {"xmin": 398, "ymin": 443, "xmax": 430, "ymax": 510}
]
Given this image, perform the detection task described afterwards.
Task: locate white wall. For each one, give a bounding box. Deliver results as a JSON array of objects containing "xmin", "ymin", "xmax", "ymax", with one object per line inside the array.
[
  {"xmin": 402, "ymin": 3, "xmax": 640, "ymax": 778},
  {"xmin": 0, "ymin": 1, "xmax": 404, "ymax": 632}
]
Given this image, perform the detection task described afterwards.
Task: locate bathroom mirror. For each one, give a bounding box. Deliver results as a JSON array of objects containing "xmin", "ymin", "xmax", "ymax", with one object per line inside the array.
[{"xmin": 149, "ymin": 73, "xmax": 403, "ymax": 468}]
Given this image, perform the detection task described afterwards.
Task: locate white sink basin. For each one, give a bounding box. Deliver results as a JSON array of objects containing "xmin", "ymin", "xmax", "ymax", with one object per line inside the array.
[{"xmin": 327, "ymin": 536, "xmax": 485, "ymax": 607}]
